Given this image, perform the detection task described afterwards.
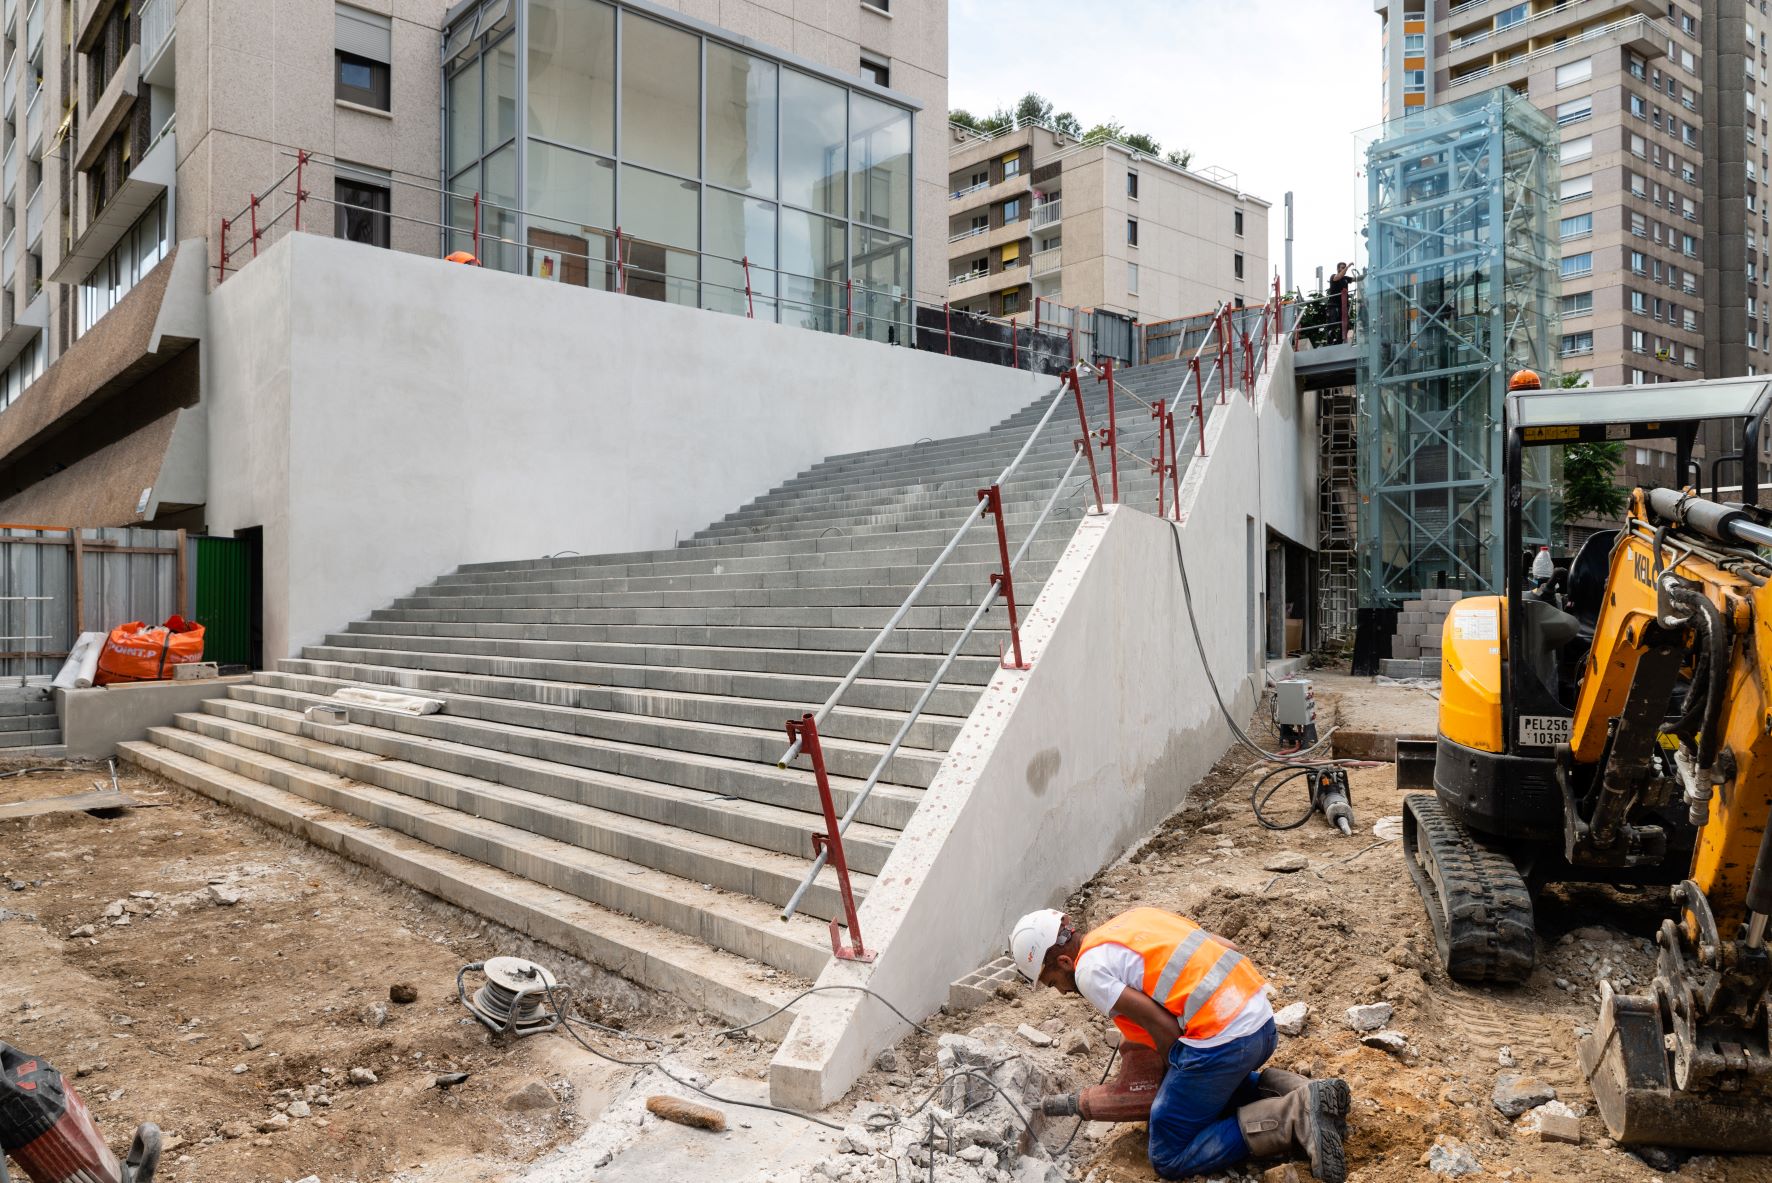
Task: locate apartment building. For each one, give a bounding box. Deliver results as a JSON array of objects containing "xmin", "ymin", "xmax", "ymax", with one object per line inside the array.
[
  {"xmin": 945, "ymin": 121, "xmax": 1268, "ymax": 333},
  {"xmin": 0, "ymin": 0, "xmax": 948, "ymax": 526},
  {"xmin": 1375, "ymin": 0, "xmax": 1730, "ymax": 486}
]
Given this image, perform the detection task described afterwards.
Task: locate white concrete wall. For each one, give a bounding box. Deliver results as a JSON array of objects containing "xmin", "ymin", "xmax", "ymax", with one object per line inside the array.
[
  {"xmin": 1256, "ymin": 345, "xmax": 1316, "ymax": 549},
  {"xmin": 769, "ymin": 332, "xmax": 1315, "ymax": 1110},
  {"xmin": 203, "ymin": 233, "xmax": 1045, "ymax": 659}
]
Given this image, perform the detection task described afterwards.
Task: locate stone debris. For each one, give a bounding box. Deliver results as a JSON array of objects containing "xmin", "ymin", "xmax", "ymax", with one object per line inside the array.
[
  {"xmin": 1345, "ymin": 1002, "xmax": 1393, "ymax": 1032},
  {"xmin": 389, "ymin": 982, "xmax": 419, "ymax": 1004},
  {"xmin": 1425, "ymin": 1136, "xmax": 1481, "ymax": 1177},
  {"xmin": 286, "ymin": 1100, "xmax": 311, "ymax": 1119},
  {"xmin": 257, "ymin": 1114, "xmax": 289, "ymax": 1133},
  {"xmin": 836, "ymin": 1125, "xmax": 876, "ymax": 1155},
  {"xmin": 1360, "ymin": 1030, "xmax": 1410, "ymax": 1058},
  {"xmin": 241, "ymin": 1033, "xmax": 263, "ymax": 1051},
  {"xmin": 1535, "ymin": 1110, "xmax": 1581, "ymax": 1144},
  {"xmin": 364, "ymin": 1002, "xmax": 389, "ymax": 1029},
  {"xmin": 1497, "ymin": 1045, "xmax": 1515, "ymax": 1068},
  {"xmin": 1491, "ymin": 1073, "xmax": 1557, "ymax": 1118},
  {"xmin": 506, "ymin": 1082, "xmax": 557, "ymax": 1112},
  {"xmin": 231, "ymin": 1063, "xmax": 249, "ymax": 1075},
  {"xmin": 206, "ymin": 885, "xmax": 242, "ymax": 906},
  {"xmin": 68, "ymin": 924, "xmax": 95, "ymax": 939},
  {"xmin": 1274, "ymin": 1002, "xmax": 1309, "ymax": 1037},
  {"xmin": 645, "ymin": 1094, "xmax": 725, "ymax": 1131},
  {"xmin": 1513, "ymin": 1098, "xmax": 1585, "ymax": 1141},
  {"xmin": 1263, "ymin": 852, "xmax": 1309, "ymax": 873},
  {"xmin": 1015, "ymin": 1023, "xmax": 1053, "ymax": 1048},
  {"xmin": 1058, "ymin": 1029, "xmax": 1091, "ymax": 1057},
  {"xmin": 431, "ymin": 1072, "xmax": 470, "ymax": 1089},
  {"xmin": 348, "ymin": 1067, "xmax": 377, "ymax": 1086}
]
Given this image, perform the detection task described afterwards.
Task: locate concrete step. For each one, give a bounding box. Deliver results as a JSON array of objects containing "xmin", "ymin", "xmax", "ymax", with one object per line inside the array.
[
  {"xmin": 200, "ymin": 692, "xmax": 923, "ymax": 831},
  {"xmin": 334, "ymin": 620, "xmax": 1015, "ymax": 661},
  {"xmin": 0, "ymin": 713, "xmax": 55, "ymax": 732},
  {"xmin": 260, "ymin": 666, "xmax": 964, "ymax": 752},
  {"xmin": 361, "ymin": 599, "xmax": 1046, "ymax": 635},
  {"xmin": 688, "ymin": 500, "xmax": 1087, "ymax": 546},
  {"xmin": 0, "ymin": 699, "xmax": 56, "ymax": 718},
  {"xmin": 388, "ymin": 575, "xmax": 1042, "ymax": 613},
  {"xmin": 0, "ymin": 728, "xmax": 61, "ymax": 747},
  {"xmin": 283, "ymin": 649, "xmax": 983, "ymax": 718},
  {"xmin": 142, "ymin": 723, "xmax": 839, "ymax": 979},
  {"xmin": 155, "ymin": 713, "xmax": 877, "ymax": 921},
  {"xmin": 216, "ymin": 676, "xmax": 940, "ymax": 794},
  {"xmin": 119, "ymin": 738, "xmax": 819, "ymax": 1026}
]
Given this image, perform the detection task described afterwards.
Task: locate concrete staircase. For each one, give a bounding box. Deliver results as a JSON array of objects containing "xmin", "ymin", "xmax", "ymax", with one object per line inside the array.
[
  {"xmin": 119, "ymin": 362, "xmax": 1216, "ymax": 1029},
  {"xmin": 0, "ymin": 686, "xmax": 61, "ymax": 750}
]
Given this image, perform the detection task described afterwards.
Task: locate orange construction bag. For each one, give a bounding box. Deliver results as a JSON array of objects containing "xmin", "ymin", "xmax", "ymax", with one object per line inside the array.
[{"xmin": 93, "ymin": 615, "xmax": 206, "ymax": 686}]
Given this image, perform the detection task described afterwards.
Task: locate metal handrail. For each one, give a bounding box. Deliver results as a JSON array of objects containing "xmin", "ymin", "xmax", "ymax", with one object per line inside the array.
[
  {"xmin": 774, "ymin": 374, "xmax": 1075, "ymax": 772},
  {"xmin": 1447, "ymin": 15, "xmax": 1666, "ymax": 88}
]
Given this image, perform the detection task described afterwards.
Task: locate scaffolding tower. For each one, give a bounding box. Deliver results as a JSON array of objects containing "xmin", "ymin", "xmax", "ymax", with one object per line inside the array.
[
  {"xmin": 1318, "ymin": 387, "xmax": 1358, "ymax": 643},
  {"xmin": 1358, "ymin": 88, "xmax": 1561, "ymax": 606}
]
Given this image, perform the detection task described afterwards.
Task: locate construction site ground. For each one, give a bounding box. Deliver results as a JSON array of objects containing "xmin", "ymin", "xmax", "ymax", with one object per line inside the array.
[{"xmin": 5, "ymin": 671, "xmax": 1772, "ymax": 1182}]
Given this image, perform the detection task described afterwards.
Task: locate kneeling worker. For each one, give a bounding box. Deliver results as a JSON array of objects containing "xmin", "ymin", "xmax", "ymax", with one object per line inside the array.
[{"xmin": 1011, "ymin": 907, "xmax": 1349, "ymax": 1182}]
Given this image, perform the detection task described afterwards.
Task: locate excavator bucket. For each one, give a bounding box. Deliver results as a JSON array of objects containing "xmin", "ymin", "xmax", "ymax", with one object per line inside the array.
[{"xmin": 1580, "ymin": 983, "xmax": 1772, "ymax": 1153}]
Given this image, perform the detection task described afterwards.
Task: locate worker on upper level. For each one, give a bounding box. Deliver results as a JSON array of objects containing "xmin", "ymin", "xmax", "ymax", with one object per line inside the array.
[{"xmin": 1011, "ymin": 906, "xmax": 1350, "ymax": 1182}]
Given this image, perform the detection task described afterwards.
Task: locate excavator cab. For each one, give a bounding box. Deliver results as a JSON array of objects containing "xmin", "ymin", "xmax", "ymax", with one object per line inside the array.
[{"xmin": 1400, "ymin": 375, "xmax": 1772, "ymax": 1152}]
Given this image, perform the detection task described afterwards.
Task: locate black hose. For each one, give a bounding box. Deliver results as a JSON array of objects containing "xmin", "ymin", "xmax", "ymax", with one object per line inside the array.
[{"xmin": 1251, "ymin": 766, "xmax": 1321, "ymax": 831}]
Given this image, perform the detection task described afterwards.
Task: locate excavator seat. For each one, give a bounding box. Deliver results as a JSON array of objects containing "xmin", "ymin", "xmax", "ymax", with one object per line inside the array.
[{"xmin": 1566, "ymin": 529, "xmax": 1621, "ymax": 635}]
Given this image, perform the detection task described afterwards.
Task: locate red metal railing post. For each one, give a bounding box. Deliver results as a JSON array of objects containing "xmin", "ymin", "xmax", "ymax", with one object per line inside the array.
[
  {"xmin": 944, "ymin": 300, "xmax": 952, "ymax": 354},
  {"xmin": 980, "ymin": 483, "xmax": 1029, "ymax": 671},
  {"xmin": 846, "ymin": 277, "xmax": 854, "ymax": 334},
  {"xmin": 783, "ymin": 714, "xmax": 873, "ymax": 963},
  {"xmin": 614, "ymin": 225, "xmax": 626, "ymax": 293},
  {"xmin": 1152, "ymin": 398, "xmax": 1168, "ymax": 520},
  {"xmin": 1099, "ymin": 357, "xmax": 1119, "ymax": 504},
  {"xmin": 473, "ymin": 192, "xmax": 482, "ymax": 263},
  {"xmin": 1190, "ymin": 354, "xmax": 1207, "ymax": 457},
  {"xmin": 742, "ymin": 255, "xmax": 754, "ymax": 318},
  {"xmin": 248, "ymin": 194, "xmax": 261, "ymax": 257},
  {"xmin": 294, "ymin": 149, "xmax": 308, "ymax": 232},
  {"xmin": 1068, "ymin": 367, "xmax": 1105, "ymax": 514},
  {"xmin": 1164, "ymin": 410, "xmax": 1182, "ymax": 517},
  {"xmin": 217, "ymin": 217, "xmax": 230, "ymax": 284},
  {"xmin": 1243, "ymin": 333, "xmax": 1254, "ymax": 396}
]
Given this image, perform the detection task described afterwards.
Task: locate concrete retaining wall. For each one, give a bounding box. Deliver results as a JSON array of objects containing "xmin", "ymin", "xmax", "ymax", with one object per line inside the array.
[
  {"xmin": 768, "ymin": 340, "xmax": 1315, "ymax": 1109},
  {"xmin": 204, "ymin": 234, "xmax": 1047, "ymax": 659},
  {"xmin": 60, "ymin": 676, "xmax": 254, "ymax": 759}
]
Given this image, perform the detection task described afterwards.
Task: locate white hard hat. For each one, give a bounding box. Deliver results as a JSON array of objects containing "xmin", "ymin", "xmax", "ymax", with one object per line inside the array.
[{"xmin": 1009, "ymin": 909, "xmax": 1066, "ymax": 981}]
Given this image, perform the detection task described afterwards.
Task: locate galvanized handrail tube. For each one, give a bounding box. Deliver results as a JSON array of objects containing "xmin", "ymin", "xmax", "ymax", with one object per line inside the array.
[
  {"xmin": 780, "ymin": 446, "xmax": 1087, "ymax": 921},
  {"xmin": 775, "ymin": 377, "xmax": 1072, "ymax": 768}
]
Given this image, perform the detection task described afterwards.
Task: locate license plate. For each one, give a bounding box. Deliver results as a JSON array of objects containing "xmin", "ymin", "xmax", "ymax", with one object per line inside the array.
[{"xmin": 1518, "ymin": 715, "xmax": 1571, "ymax": 748}]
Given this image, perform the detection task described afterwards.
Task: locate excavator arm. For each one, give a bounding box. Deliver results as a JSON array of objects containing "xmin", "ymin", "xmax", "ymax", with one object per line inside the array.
[{"xmin": 1568, "ymin": 489, "xmax": 1772, "ymax": 1149}]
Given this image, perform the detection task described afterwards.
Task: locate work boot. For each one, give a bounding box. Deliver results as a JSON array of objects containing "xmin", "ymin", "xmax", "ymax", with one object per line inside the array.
[
  {"xmin": 1257, "ymin": 1069, "xmax": 1348, "ymax": 1141},
  {"xmin": 1237, "ymin": 1079, "xmax": 1349, "ymax": 1183}
]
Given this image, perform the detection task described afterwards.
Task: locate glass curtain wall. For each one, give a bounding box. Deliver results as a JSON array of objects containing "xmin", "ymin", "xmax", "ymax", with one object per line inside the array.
[{"xmin": 443, "ymin": 0, "xmax": 914, "ymax": 327}]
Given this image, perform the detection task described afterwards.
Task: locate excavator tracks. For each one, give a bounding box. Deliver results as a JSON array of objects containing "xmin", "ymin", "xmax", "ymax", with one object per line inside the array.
[{"xmin": 1402, "ymin": 794, "xmax": 1537, "ymax": 985}]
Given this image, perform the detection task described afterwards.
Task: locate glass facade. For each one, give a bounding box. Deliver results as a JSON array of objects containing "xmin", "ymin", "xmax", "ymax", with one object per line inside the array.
[
  {"xmin": 75, "ymin": 194, "xmax": 172, "ymax": 340},
  {"xmin": 1358, "ymin": 90, "xmax": 1560, "ymax": 605},
  {"xmin": 443, "ymin": 0, "xmax": 914, "ymax": 338}
]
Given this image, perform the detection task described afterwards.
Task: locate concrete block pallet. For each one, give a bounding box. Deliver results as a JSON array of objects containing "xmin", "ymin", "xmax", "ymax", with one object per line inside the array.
[
  {"xmin": 118, "ymin": 362, "xmax": 1202, "ymax": 1031},
  {"xmin": 1389, "ymin": 588, "xmax": 1463, "ymax": 679},
  {"xmin": 0, "ymin": 693, "xmax": 59, "ymax": 749}
]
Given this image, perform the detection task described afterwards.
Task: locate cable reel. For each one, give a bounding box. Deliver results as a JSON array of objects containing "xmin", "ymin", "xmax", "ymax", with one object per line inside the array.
[{"xmin": 457, "ymin": 957, "xmax": 571, "ymax": 1038}]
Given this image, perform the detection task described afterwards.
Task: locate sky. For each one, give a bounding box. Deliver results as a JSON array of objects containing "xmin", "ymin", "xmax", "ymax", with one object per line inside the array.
[{"xmin": 947, "ymin": 0, "xmax": 1383, "ymax": 295}]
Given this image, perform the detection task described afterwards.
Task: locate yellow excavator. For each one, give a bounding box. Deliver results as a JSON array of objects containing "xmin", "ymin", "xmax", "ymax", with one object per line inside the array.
[{"xmin": 1399, "ymin": 375, "xmax": 1772, "ymax": 1151}]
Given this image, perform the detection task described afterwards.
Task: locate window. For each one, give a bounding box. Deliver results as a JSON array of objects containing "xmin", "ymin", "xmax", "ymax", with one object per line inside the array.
[
  {"xmin": 1002, "ymin": 154, "xmax": 1021, "ymax": 179},
  {"xmin": 1561, "ymin": 291, "xmax": 1594, "ymax": 316},
  {"xmin": 1127, "ymin": 218, "xmax": 1139, "ymax": 246},
  {"xmin": 1630, "ymin": 249, "xmax": 1648, "ymax": 273},
  {"xmin": 1561, "ymin": 331, "xmax": 1594, "ymax": 356},
  {"xmin": 1560, "ymin": 212, "xmax": 1592, "ymax": 239},
  {"xmin": 1560, "ymin": 174, "xmax": 1593, "ymax": 200},
  {"xmin": 1234, "ymin": 252, "xmax": 1245, "ymax": 279},
  {"xmin": 1127, "ymin": 171, "xmax": 1139, "ymax": 199},
  {"xmin": 1628, "ymin": 132, "xmax": 1646, "ymax": 158},
  {"xmin": 1234, "ymin": 209, "xmax": 1245, "ymax": 237},
  {"xmin": 1631, "ymin": 328, "xmax": 1649, "ymax": 352},
  {"xmin": 1403, "ymin": 33, "xmax": 1424, "ymax": 53},
  {"xmin": 336, "ymin": 5, "xmax": 392, "ymax": 110},
  {"xmin": 1127, "ymin": 261, "xmax": 1139, "ymax": 294},
  {"xmin": 1002, "ymin": 197, "xmax": 1022, "ymax": 222},
  {"xmin": 1630, "ymin": 211, "xmax": 1647, "ymax": 237},
  {"xmin": 1557, "ymin": 57, "xmax": 1593, "ymax": 89},
  {"xmin": 1628, "ymin": 53, "xmax": 1647, "ymax": 80},
  {"xmin": 859, "ymin": 53, "xmax": 889, "ymax": 88},
  {"xmin": 1630, "ymin": 289, "xmax": 1648, "ymax": 313},
  {"xmin": 862, "ymin": 0, "xmax": 888, "ymax": 10},
  {"xmin": 1556, "ymin": 96, "xmax": 1593, "ymax": 125},
  {"xmin": 1562, "ymin": 135, "xmax": 1593, "ymax": 163},
  {"xmin": 1629, "ymin": 93, "xmax": 1649, "ymax": 118},
  {"xmin": 1629, "ymin": 368, "xmax": 1649, "ymax": 385},
  {"xmin": 1561, "ymin": 252, "xmax": 1593, "ymax": 277},
  {"xmin": 1495, "ymin": 2, "xmax": 1528, "ymax": 29},
  {"xmin": 1001, "ymin": 289, "xmax": 1020, "ymax": 313},
  {"xmin": 336, "ymin": 172, "xmax": 392, "ymax": 247}
]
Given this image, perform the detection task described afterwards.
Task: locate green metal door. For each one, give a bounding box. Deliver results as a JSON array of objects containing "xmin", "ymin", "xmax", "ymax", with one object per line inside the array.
[{"xmin": 193, "ymin": 537, "xmax": 252, "ymax": 667}]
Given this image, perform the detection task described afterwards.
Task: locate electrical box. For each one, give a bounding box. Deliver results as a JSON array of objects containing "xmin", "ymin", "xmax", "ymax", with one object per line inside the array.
[{"xmin": 1275, "ymin": 678, "xmax": 1316, "ymax": 727}]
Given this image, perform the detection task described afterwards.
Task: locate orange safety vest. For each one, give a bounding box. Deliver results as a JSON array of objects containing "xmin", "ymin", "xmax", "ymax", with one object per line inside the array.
[{"xmin": 1077, "ymin": 908, "xmax": 1266, "ymax": 1049}]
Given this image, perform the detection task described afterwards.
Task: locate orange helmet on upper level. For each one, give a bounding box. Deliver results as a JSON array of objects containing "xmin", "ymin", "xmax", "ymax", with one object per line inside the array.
[
  {"xmin": 445, "ymin": 250, "xmax": 481, "ymax": 266},
  {"xmin": 1508, "ymin": 369, "xmax": 1542, "ymax": 391}
]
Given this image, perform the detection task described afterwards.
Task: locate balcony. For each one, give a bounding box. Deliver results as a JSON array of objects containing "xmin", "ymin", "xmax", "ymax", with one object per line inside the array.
[
  {"xmin": 23, "ymin": 83, "xmax": 39, "ymax": 157},
  {"xmin": 51, "ymin": 127, "xmax": 172, "ymax": 283},
  {"xmin": 2, "ymin": 144, "xmax": 14, "ymax": 195},
  {"xmin": 3, "ymin": 56, "xmax": 16, "ymax": 120},
  {"xmin": 140, "ymin": 0, "xmax": 175, "ymax": 86},
  {"xmin": 948, "ymin": 224, "xmax": 987, "ymax": 244},
  {"xmin": 948, "ymin": 180, "xmax": 987, "ymax": 201},
  {"xmin": 1031, "ymin": 199, "xmax": 1062, "ymax": 228},
  {"xmin": 1, "ymin": 231, "xmax": 13, "ymax": 287},
  {"xmin": 947, "ymin": 260, "xmax": 1028, "ymax": 306},
  {"xmin": 947, "ymin": 172, "xmax": 1031, "ymax": 216},
  {"xmin": 1033, "ymin": 246, "xmax": 1062, "ymax": 276},
  {"xmin": 74, "ymin": 0, "xmax": 121, "ymax": 53},
  {"xmin": 2, "ymin": 0, "xmax": 12, "ymax": 32},
  {"xmin": 1445, "ymin": 0, "xmax": 1659, "ymax": 71},
  {"xmin": 1447, "ymin": 14, "xmax": 1667, "ymax": 94},
  {"xmin": 73, "ymin": 43, "xmax": 138, "ymax": 171},
  {"xmin": 0, "ymin": 279, "xmax": 45, "ymax": 371},
  {"xmin": 24, "ymin": 0, "xmax": 38, "ymax": 53},
  {"xmin": 24, "ymin": 183, "xmax": 40, "ymax": 245}
]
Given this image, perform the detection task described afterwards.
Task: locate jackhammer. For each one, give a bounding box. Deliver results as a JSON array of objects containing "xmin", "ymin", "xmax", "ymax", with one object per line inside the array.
[{"xmin": 1, "ymin": 1043, "xmax": 160, "ymax": 1183}]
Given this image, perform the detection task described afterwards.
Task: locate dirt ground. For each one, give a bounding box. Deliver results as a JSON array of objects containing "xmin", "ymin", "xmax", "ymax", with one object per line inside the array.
[
  {"xmin": 832, "ymin": 675, "xmax": 1772, "ymax": 1183},
  {"xmin": 0, "ymin": 758, "xmax": 769, "ymax": 1183}
]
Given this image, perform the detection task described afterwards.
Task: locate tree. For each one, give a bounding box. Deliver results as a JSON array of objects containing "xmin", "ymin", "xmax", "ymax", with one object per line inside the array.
[
  {"xmin": 949, "ymin": 108, "xmax": 982, "ymax": 131},
  {"xmin": 1165, "ymin": 148, "xmax": 1193, "ymax": 169},
  {"xmin": 1053, "ymin": 111, "xmax": 1081, "ymax": 138},
  {"xmin": 1121, "ymin": 131, "xmax": 1162, "ymax": 155},
  {"xmin": 1557, "ymin": 373, "xmax": 1628, "ymax": 523},
  {"xmin": 1014, "ymin": 92, "xmax": 1054, "ymax": 128},
  {"xmin": 1082, "ymin": 119, "xmax": 1125, "ymax": 144}
]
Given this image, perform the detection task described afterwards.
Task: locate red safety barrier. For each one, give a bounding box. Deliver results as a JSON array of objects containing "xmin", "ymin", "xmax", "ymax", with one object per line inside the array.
[
  {"xmin": 1243, "ymin": 333, "xmax": 1255, "ymax": 397},
  {"xmin": 783, "ymin": 713, "xmax": 874, "ymax": 962},
  {"xmin": 217, "ymin": 216, "xmax": 230, "ymax": 284},
  {"xmin": 1068, "ymin": 367, "xmax": 1105, "ymax": 514},
  {"xmin": 1190, "ymin": 354, "xmax": 1208, "ymax": 458},
  {"xmin": 1097, "ymin": 358, "xmax": 1119, "ymax": 504},
  {"xmin": 1164, "ymin": 409, "xmax": 1182, "ymax": 516},
  {"xmin": 1152, "ymin": 398, "xmax": 1169, "ymax": 520},
  {"xmin": 294, "ymin": 150, "xmax": 309, "ymax": 232},
  {"xmin": 248, "ymin": 194, "xmax": 261, "ymax": 258},
  {"xmin": 742, "ymin": 255, "xmax": 754, "ymax": 318},
  {"xmin": 979, "ymin": 483, "xmax": 1029, "ymax": 671}
]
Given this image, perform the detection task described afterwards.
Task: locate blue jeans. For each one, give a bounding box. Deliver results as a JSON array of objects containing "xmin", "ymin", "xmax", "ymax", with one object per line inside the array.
[{"xmin": 1147, "ymin": 1019, "xmax": 1278, "ymax": 1180}]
